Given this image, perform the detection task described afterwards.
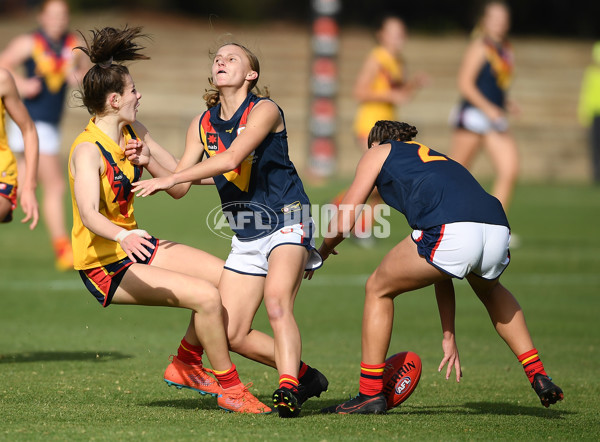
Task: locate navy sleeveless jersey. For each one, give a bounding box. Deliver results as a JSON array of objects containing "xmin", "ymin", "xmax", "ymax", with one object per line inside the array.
[
  {"xmin": 375, "ymin": 141, "xmax": 509, "ymax": 230},
  {"xmin": 462, "ymin": 38, "xmax": 513, "ymax": 110},
  {"xmin": 199, "ymin": 93, "xmax": 311, "ymax": 240},
  {"xmin": 24, "ymin": 30, "xmax": 78, "ymax": 125}
]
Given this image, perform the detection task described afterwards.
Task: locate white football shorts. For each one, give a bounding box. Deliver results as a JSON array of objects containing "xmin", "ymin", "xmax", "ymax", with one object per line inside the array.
[
  {"xmin": 449, "ymin": 104, "xmax": 508, "ymax": 135},
  {"xmin": 411, "ymin": 222, "xmax": 510, "ymax": 280},
  {"xmin": 224, "ymin": 220, "xmax": 323, "ymax": 276},
  {"xmin": 8, "ymin": 119, "xmax": 61, "ymax": 155}
]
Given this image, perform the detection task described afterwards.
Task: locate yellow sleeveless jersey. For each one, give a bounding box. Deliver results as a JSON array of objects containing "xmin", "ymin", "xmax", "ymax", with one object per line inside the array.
[
  {"xmin": 68, "ymin": 118, "xmax": 143, "ymax": 270},
  {"xmin": 353, "ymin": 46, "xmax": 404, "ymax": 139},
  {"xmin": 0, "ymin": 100, "xmax": 18, "ymax": 189}
]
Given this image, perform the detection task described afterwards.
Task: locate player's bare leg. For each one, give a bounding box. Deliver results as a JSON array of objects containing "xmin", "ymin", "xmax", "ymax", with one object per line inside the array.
[
  {"xmin": 114, "ymin": 263, "xmax": 231, "ymax": 371},
  {"xmin": 37, "ymin": 153, "xmax": 72, "ymax": 270},
  {"xmin": 467, "ymin": 275, "xmax": 533, "ymax": 354},
  {"xmin": 322, "ymin": 237, "xmax": 448, "ymax": 414},
  {"xmin": 0, "ymin": 196, "xmax": 11, "ymax": 222},
  {"xmin": 219, "ymin": 270, "xmax": 275, "ymax": 366},
  {"xmin": 448, "ymin": 129, "xmax": 482, "ymax": 167},
  {"xmin": 266, "ymin": 245, "xmax": 308, "ymax": 417},
  {"xmin": 483, "ymin": 131, "xmax": 519, "ymax": 211},
  {"xmin": 467, "ymin": 274, "xmax": 563, "ymax": 407},
  {"xmin": 363, "ymin": 236, "xmax": 448, "ymax": 365},
  {"xmin": 151, "ymin": 240, "xmax": 225, "ymax": 361}
]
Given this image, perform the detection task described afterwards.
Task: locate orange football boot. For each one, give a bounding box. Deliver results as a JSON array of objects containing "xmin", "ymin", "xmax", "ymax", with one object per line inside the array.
[
  {"xmin": 164, "ymin": 355, "xmax": 221, "ymax": 397},
  {"xmin": 217, "ymin": 383, "xmax": 272, "ymax": 414}
]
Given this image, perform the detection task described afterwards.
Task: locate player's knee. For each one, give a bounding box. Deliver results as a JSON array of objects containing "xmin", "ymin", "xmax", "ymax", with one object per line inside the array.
[
  {"xmin": 365, "ymin": 272, "xmax": 385, "ymax": 298},
  {"xmin": 226, "ymin": 329, "xmax": 247, "ymax": 352},
  {"xmin": 193, "ymin": 286, "xmax": 222, "ymax": 316},
  {"xmin": 498, "ymin": 159, "xmax": 519, "ymax": 182},
  {"xmin": 263, "ymin": 296, "xmax": 288, "ymax": 322},
  {"xmin": 52, "ymin": 177, "xmax": 67, "ymax": 195},
  {"xmin": 43, "ymin": 180, "xmax": 67, "ymax": 198}
]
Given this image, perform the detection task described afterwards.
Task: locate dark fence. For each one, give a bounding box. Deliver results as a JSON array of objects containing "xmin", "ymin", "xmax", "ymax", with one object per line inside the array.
[{"xmin": 0, "ymin": 0, "xmax": 597, "ymax": 38}]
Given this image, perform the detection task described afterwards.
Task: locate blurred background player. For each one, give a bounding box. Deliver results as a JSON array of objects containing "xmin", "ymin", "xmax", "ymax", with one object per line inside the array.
[
  {"xmin": 0, "ymin": 0, "xmax": 90, "ymax": 270},
  {"xmin": 309, "ymin": 120, "xmax": 563, "ymax": 414},
  {"xmin": 448, "ymin": 1, "xmax": 519, "ymax": 213},
  {"xmin": 334, "ymin": 15, "xmax": 428, "ymax": 245},
  {"xmin": 70, "ymin": 26, "xmax": 270, "ymax": 414},
  {"xmin": 0, "ymin": 67, "xmax": 38, "ymax": 229},
  {"xmin": 578, "ymin": 41, "xmax": 600, "ymax": 184},
  {"xmin": 353, "ymin": 15, "xmax": 428, "ymax": 147},
  {"xmin": 131, "ymin": 42, "xmax": 326, "ymax": 418}
]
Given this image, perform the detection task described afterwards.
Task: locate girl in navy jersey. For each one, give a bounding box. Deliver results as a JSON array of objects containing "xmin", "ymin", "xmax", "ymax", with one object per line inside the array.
[
  {"xmin": 308, "ymin": 120, "xmax": 563, "ymax": 414},
  {"xmin": 132, "ymin": 42, "xmax": 325, "ymax": 418},
  {"xmin": 448, "ymin": 1, "xmax": 519, "ymax": 213},
  {"xmin": 0, "ymin": 0, "xmax": 90, "ymax": 270}
]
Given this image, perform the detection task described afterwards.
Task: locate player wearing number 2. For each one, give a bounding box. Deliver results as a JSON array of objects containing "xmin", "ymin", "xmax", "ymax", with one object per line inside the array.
[{"xmin": 308, "ymin": 120, "xmax": 563, "ymax": 414}]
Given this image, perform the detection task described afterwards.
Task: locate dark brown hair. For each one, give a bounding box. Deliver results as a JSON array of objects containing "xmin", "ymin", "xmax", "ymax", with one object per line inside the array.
[
  {"xmin": 203, "ymin": 42, "xmax": 268, "ymax": 109},
  {"xmin": 367, "ymin": 120, "xmax": 418, "ymax": 148},
  {"xmin": 75, "ymin": 26, "xmax": 150, "ymax": 115}
]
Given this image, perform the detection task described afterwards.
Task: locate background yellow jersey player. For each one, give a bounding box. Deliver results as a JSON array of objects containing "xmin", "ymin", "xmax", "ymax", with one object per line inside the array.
[
  {"xmin": 352, "ymin": 16, "xmax": 428, "ymax": 146},
  {"xmin": 0, "ymin": 68, "xmax": 38, "ymax": 229},
  {"xmin": 337, "ymin": 16, "xmax": 429, "ymax": 247},
  {"xmin": 0, "ymin": 0, "xmax": 89, "ymax": 269}
]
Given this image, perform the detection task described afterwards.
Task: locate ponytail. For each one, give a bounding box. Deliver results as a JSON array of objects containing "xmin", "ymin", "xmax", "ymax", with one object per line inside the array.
[{"xmin": 75, "ymin": 25, "xmax": 150, "ymax": 115}]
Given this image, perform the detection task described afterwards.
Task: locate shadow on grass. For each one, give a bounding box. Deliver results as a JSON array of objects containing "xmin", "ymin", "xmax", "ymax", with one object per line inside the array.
[
  {"xmin": 392, "ymin": 401, "xmax": 572, "ymax": 419},
  {"xmin": 314, "ymin": 399, "xmax": 572, "ymax": 419},
  {"xmin": 0, "ymin": 351, "xmax": 131, "ymax": 363},
  {"xmin": 144, "ymin": 397, "xmax": 220, "ymax": 411}
]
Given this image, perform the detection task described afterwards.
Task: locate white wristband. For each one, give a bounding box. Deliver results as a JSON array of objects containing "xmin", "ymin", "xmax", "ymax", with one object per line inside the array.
[{"xmin": 115, "ymin": 229, "xmax": 149, "ymax": 243}]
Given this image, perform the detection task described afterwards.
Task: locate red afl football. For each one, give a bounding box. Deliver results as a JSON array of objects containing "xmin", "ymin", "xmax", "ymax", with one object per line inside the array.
[{"xmin": 382, "ymin": 351, "xmax": 422, "ymax": 409}]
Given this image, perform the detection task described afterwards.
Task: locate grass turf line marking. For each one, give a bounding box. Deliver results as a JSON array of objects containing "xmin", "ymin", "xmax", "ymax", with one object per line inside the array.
[
  {"xmin": 3, "ymin": 273, "xmax": 599, "ymax": 291},
  {"xmin": 304, "ymin": 273, "xmax": 599, "ymax": 286}
]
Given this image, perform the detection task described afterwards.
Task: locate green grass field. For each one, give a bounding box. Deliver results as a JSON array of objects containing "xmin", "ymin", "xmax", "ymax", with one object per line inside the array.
[{"xmin": 1, "ymin": 181, "xmax": 599, "ymax": 441}]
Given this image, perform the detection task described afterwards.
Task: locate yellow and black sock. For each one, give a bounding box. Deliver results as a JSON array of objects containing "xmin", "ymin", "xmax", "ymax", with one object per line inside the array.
[
  {"xmin": 518, "ymin": 348, "xmax": 548, "ymax": 384},
  {"xmin": 359, "ymin": 362, "xmax": 385, "ymax": 396},
  {"xmin": 176, "ymin": 338, "xmax": 204, "ymax": 366},
  {"xmin": 214, "ymin": 364, "xmax": 241, "ymax": 390},
  {"xmin": 279, "ymin": 374, "xmax": 299, "ymax": 393}
]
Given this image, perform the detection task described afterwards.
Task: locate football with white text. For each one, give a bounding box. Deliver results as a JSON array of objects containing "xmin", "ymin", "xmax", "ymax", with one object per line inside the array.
[{"xmin": 382, "ymin": 351, "xmax": 422, "ymax": 409}]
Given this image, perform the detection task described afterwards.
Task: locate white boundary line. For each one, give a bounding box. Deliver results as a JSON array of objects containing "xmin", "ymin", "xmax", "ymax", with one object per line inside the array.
[
  {"xmin": 305, "ymin": 273, "xmax": 600, "ymax": 286},
  {"xmin": 1, "ymin": 273, "xmax": 599, "ymax": 291}
]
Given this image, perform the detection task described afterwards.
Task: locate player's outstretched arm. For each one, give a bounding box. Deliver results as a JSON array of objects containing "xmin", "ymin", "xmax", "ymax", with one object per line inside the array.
[
  {"xmin": 1, "ymin": 68, "xmax": 39, "ymax": 229},
  {"xmin": 435, "ymin": 280, "xmax": 462, "ymax": 382},
  {"xmin": 132, "ymin": 100, "xmax": 280, "ymax": 198}
]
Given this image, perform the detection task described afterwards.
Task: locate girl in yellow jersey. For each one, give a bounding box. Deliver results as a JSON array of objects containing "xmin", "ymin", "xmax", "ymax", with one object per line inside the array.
[
  {"xmin": 346, "ymin": 16, "xmax": 428, "ymax": 244},
  {"xmin": 353, "ymin": 16, "xmax": 428, "ymax": 148},
  {"xmin": 0, "ymin": 68, "xmax": 38, "ymax": 228},
  {"xmin": 68, "ymin": 26, "xmax": 270, "ymax": 414}
]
